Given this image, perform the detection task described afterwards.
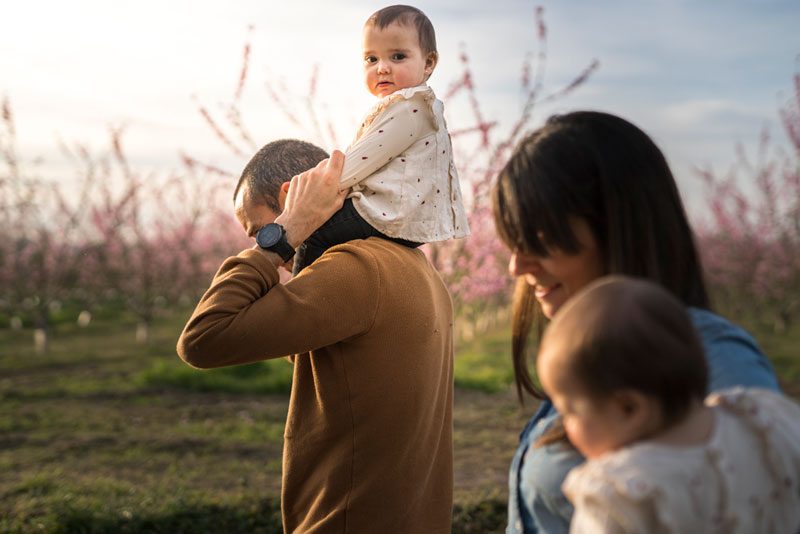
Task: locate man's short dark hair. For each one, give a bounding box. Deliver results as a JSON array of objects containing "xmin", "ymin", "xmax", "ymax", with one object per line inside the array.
[
  {"xmin": 366, "ymin": 5, "xmax": 437, "ymax": 59},
  {"xmin": 234, "ymin": 139, "xmax": 329, "ymax": 211}
]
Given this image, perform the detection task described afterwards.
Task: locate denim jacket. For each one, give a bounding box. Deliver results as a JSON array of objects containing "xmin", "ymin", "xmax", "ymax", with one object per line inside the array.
[{"xmin": 506, "ymin": 308, "xmax": 780, "ymax": 533}]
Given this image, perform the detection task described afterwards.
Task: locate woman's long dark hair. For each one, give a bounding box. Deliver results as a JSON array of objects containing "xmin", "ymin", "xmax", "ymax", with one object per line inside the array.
[{"xmin": 492, "ymin": 111, "xmax": 710, "ymax": 402}]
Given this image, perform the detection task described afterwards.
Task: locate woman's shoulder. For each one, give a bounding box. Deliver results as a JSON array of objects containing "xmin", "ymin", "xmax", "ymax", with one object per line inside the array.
[
  {"xmin": 687, "ymin": 307, "xmax": 752, "ymax": 340},
  {"xmin": 687, "ymin": 308, "xmax": 779, "ymax": 392}
]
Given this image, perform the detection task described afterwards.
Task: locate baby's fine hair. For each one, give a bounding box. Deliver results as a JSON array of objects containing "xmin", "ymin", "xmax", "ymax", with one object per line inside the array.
[
  {"xmin": 543, "ymin": 275, "xmax": 709, "ymax": 428},
  {"xmin": 366, "ymin": 5, "xmax": 437, "ymax": 58}
]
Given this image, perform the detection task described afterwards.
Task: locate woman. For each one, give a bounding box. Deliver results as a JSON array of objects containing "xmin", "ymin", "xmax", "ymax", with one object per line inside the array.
[{"xmin": 491, "ymin": 111, "xmax": 780, "ymax": 533}]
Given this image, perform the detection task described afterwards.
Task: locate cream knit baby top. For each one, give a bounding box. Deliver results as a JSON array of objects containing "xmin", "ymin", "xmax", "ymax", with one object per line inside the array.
[
  {"xmin": 563, "ymin": 388, "xmax": 800, "ymax": 534},
  {"xmin": 340, "ymin": 84, "xmax": 470, "ymax": 242}
]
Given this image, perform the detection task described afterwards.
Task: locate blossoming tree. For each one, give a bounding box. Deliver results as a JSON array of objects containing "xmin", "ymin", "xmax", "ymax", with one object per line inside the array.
[{"xmin": 695, "ymin": 67, "xmax": 800, "ymax": 331}]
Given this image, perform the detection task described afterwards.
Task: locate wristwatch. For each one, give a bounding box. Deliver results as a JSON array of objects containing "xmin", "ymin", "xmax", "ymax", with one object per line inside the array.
[{"xmin": 255, "ymin": 223, "xmax": 295, "ymax": 262}]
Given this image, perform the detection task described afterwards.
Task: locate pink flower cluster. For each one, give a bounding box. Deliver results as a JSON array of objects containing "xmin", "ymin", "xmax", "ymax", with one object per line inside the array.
[
  {"xmin": 188, "ymin": 7, "xmax": 599, "ymax": 336},
  {"xmin": 2, "ymin": 6, "xmax": 603, "ymax": 348},
  {"xmin": 695, "ymin": 77, "xmax": 800, "ymax": 331},
  {"xmin": 0, "ymin": 107, "xmax": 248, "ymax": 346}
]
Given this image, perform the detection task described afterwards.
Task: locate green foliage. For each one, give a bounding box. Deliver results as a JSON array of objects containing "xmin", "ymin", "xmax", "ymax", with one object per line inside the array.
[
  {"xmin": 0, "ymin": 298, "xmax": 130, "ymax": 329},
  {"xmin": 453, "ymin": 498, "xmax": 507, "ymax": 533},
  {"xmin": 1, "ymin": 309, "xmax": 798, "ymax": 532},
  {"xmin": 2, "ymin": 493, "xmax": 283, "ymax": 534},
  {"xmin": 0, "ymin": 494, "xmax": 505, "ymax": 533},
  {"xmin": 753, "ymin": 323, "xmax": 800, "ymax": 396},
  {"xmin": 0, "ymin": 310, "xmax": 522, "ymax": 532},
  {"xmin": 454, "ymin": 327, "xmax": 515, "ymax": 393},
  {"xmin": 139, "ymin": 359, "xmax": 294, "ymax": 395},
  {"xmin": 52, "ymin": 501, "xmax": 283, "ymax": 534}
]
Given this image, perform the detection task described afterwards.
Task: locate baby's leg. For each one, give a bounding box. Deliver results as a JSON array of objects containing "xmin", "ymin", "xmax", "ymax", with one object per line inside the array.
[
  {"xmin": 293, "ymin": 199, "xmax": 425, "ymax": 275},
  {"xmin": 386, "ymin": 235, "xmax": 423, "ymax": 249},
  {"xmin": 292, "ymin": 199, "xmax": 376, "ymax": 276}
]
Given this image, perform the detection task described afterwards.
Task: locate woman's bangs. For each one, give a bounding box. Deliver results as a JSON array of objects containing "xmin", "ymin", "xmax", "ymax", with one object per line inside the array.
[
  {"xmin": 519, "ymin": 177, "xmax": 582, "ymax": 257},
  {"xmin": 494, "ymin": 169, "xmax": 581, "ymax": 257}
]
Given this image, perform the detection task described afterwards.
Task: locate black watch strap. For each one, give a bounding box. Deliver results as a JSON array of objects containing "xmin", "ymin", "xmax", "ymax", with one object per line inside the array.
[{"xmin": 255, "ymin": 223, "xmax": 295, "ymax": 262}]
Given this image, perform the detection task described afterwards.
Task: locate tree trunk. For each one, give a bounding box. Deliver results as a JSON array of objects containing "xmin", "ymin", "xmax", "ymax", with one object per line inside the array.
[
  {"xmin": 34, "ymin": 328, "xmax": 49, "ymax": 354},
  {"xmin": 773, "ymin": 310, "xmax": 789, "ymax": 334},
  {"xmin": 77, "ymin": 310, "xmax": 92, "ymax": 328},
  {"xmin": 33, "ymin": 310, "xmax": 50, "ymax": 354},
  {"xmin": 136, "ymin": 321, "xmax": 150, "ymax": 344}
]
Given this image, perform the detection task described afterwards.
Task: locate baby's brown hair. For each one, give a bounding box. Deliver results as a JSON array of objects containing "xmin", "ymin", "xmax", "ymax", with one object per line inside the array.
[
  {"xmin": 536, "ymin": 276, "xmax": 708, "ymax": 447},
  {"xmin": 365, "ymin": 5, "xmax": 438, "ymax": 61}
]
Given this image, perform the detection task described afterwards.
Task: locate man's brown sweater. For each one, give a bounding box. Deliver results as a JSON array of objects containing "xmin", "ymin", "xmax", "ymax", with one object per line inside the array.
[{"xmin": 177, "ymin": 238, "xmax": 454, "ymax": 533}]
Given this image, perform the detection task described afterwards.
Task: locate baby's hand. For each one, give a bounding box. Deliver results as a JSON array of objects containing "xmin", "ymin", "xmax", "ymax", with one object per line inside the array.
[{"xmin": 275, "ymin": 151, "xmax": 348, "ymax": 248}]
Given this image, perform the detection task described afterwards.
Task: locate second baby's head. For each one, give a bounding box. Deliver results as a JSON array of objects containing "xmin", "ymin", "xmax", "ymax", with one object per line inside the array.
[
  {"xmin": 536, "ymin": 276, "xmax": 709, "ymax": 459},
  {"xmin": 363, "ymin": 5, "xmax": 438, "ymax": 98}
]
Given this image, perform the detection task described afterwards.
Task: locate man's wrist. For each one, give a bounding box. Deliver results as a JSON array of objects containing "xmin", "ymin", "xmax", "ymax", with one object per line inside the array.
[
  {"xmin": 251, "ymin": 245, "xmax": 289, "ymax": 270},
  {"xmin": 254, "ymin": 222, "xmax": 295, "ymax": 264},
  {"xmin": 273, "ymin": 214, "xmax": 309, "ymax": 249}
]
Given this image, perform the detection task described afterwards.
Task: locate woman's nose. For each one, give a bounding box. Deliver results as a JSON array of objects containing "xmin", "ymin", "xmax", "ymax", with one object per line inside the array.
[{"xmin": 509, "ymin": 252, "xmax": 539, "ymax": 277}]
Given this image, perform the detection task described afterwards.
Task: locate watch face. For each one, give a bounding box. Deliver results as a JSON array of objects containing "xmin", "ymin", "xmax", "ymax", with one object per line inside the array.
[{"xmin": 256, "ymin": 223, "xmax": 283, "ymax": 248}]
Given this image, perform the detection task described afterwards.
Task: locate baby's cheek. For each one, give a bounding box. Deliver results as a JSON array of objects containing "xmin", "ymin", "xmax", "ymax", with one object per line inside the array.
[
  {"xmin": 564, "ymin": 420, "xmax": 594, "ymax": 459},
  {"xmin": 562, "ymin": 419, "xmax": 579, "ymax": 444}
]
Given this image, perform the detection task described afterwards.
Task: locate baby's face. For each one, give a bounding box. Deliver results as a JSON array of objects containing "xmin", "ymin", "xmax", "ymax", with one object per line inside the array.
[
  {"xmin": 538, "ymin": 343, "xmax": 652, "ymax": 459},
  {"xmin": 362, "ymin": 21, "xmax": 434, "ymax": 97}
]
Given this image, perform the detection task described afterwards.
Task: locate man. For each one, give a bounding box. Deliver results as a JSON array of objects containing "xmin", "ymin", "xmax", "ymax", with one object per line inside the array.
[{"xmin": 177, "ymin": 140, "xmax": 454, "ymax": 533}]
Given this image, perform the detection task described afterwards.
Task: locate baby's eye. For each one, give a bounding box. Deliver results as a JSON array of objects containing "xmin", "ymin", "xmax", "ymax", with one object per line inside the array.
[
  {"xmin": 364, "ymin": 55, "xmax": 377, "ymax": 64},
  {"xmin": 391, "ymin": 53, "xmax": 406, "ymax": 61}
]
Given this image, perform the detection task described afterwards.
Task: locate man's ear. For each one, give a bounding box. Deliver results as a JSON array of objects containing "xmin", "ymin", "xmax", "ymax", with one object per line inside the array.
[{"xmin": 278, "ymin": 181, "xmax": 290, "ymax": 211}]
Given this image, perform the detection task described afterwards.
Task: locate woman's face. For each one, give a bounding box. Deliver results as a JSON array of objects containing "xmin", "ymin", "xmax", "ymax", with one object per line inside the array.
[{"xmin": 508, "ymin": 218, "xmax": 604, "ymax": 319}]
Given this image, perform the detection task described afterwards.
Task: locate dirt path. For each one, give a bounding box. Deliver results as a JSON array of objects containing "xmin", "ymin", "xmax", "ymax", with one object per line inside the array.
[{"xmin": 453, "ymin": 388, "xmax": 532, "ymax": 503}]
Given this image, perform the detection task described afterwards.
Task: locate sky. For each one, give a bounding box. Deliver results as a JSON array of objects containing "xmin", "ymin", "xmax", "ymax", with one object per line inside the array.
[{"xmin": 2, "ymin": 0, "xmax": 798, "ymax": 215}]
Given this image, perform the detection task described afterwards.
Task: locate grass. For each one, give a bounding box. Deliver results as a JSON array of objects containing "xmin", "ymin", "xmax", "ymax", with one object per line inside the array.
[
  {"xmin": 0, "ymin": 311, "xmax": 523, "ymax": 533},
  {"xmin": 140, "ymin": 359, "xmax": 295, "ymax": 395},
  {"xmin": 1, "ymin": 309, "xmax": 797, "ymax": 533},
  {"xmin": 454, "ymin": 327, "xmax": 514, "ymax": 393},
  {"xmin": 756, "ymin": 324, "xmax": 800, "ymax": 396}
]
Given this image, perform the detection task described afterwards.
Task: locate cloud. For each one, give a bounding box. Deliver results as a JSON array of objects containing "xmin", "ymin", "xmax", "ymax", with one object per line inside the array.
[
  {"xmin": 659, "ymin": 99, "xmax": 761, "ymax": 129},
  {"xmin": 1, "ymin": 0, "xmax": 797, "ymax": 209}
]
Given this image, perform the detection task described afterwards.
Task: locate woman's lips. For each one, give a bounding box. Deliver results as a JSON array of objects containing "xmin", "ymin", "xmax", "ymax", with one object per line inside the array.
[{"xmin": 534, "ymin": 283, "xmax": 561, "ymax": 299}]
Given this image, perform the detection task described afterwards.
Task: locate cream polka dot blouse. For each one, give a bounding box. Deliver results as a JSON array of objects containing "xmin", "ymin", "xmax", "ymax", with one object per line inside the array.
[{"xmin": 340, "ymin": 84, "xmax": 470, "ymax": 243}]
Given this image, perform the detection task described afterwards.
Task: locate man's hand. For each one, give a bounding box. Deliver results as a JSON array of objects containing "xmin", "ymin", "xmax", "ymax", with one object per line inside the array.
[{"xmin": 275, "ymin": 150, "xmax": 348, "ymax": 249}]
